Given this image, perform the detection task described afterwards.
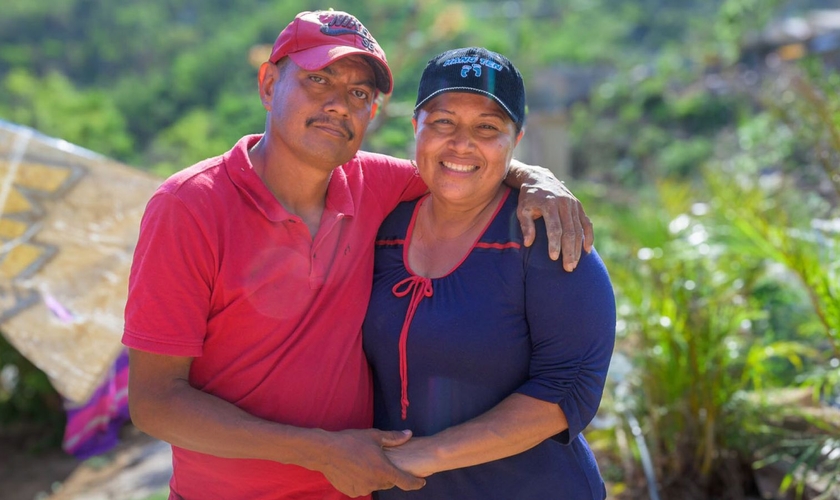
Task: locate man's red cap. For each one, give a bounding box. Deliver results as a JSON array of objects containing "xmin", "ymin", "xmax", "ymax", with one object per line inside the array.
[{"xmin": 269, "ymin": 10, "xmax": 393, "ymax": 94}]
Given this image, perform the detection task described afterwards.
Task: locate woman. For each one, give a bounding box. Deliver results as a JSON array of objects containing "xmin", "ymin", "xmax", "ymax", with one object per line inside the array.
[{"xmin": 363, "ymin": 47, "xmax": 616, "ymax": 499}]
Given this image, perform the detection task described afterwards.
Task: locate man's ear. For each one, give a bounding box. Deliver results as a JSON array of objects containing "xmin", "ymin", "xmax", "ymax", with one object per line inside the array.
[
  {"xmin": 515, "ymin": 128, "xmax": 525, "ymax": 146},
  {"xmin": 257, "ymin": 62, "xmax": 276, "ymax": 111},
  {"xmin": 411, "ymin": 117, "xmax": 418, "ymax": 134},
  {"xmin": 370, "ymin": 92, "xmax": 386, "ymax": 119}
]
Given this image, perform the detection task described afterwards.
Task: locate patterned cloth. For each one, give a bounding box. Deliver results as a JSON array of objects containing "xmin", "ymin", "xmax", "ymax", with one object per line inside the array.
[{"xmin": 62, "ymin": 349, "xmax": 130, "ymax": 459}]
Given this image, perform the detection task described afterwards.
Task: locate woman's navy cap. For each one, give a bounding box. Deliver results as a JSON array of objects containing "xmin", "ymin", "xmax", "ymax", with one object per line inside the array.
[{"xmin": 414, "ymin": 47, "xmax": 526, "ymax": 129}]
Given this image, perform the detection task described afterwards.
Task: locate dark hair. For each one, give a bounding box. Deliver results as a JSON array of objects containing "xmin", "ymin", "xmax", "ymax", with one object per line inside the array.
[{"xmin": 274, "ymin": 56, "xmax": 293, "ymax": 78}]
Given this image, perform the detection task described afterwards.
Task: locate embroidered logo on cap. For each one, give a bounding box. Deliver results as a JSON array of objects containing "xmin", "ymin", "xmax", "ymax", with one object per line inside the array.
[
  {"xmin": 461, "ymin": 64, "xmax": 481, "ymax": 77},
  {"xmin": 444, "ymin": 55, "xmax": 504, "ymax": 75},
  {"xmin": 319, "ymin": 13, "xmax": 378, "ymax": 52}
]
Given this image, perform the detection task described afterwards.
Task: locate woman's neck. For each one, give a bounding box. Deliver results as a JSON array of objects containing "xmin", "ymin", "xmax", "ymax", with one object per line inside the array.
[
  {"xmin": 422, "ymin": 187, "xmax": 506, "ymax": 240},
  {"xmin": 408, "ymin": 186, "xmax": 507, "ymax": 278}
]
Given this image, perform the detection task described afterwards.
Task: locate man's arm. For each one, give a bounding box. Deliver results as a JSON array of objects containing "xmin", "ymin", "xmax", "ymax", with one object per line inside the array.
[
  {"xmin": 504, "ymin": 159, "xmax": 594, "ymax": 271},
  {"xmin": 127, "ymin": 349, "xmax": 425, "ymax": 497}
]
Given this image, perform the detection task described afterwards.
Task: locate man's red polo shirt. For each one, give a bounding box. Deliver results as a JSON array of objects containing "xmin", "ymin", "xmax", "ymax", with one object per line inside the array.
[{"xmin": 123, "ymin": 134, "xmax": 426, "ymax": 499}]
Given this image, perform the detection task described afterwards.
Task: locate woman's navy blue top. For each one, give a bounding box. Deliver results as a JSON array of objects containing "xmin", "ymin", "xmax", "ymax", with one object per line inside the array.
[{"xmin": 363, "ymin": 189, "xmax": 616, "ymax": 499}]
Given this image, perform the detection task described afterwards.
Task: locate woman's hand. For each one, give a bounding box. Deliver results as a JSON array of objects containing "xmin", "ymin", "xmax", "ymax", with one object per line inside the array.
[{"xmin": 383, "ymin": 437, "xmax": 438, "ymax": 478}]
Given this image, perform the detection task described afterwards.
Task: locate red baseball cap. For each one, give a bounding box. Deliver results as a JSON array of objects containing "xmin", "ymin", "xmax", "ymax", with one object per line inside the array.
[{"xmin": 269, "ymin": 10, "xmax": 393, "ymax": 94}]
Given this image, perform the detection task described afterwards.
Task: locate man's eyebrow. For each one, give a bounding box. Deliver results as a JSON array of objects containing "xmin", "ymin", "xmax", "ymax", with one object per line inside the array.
[
  {"xmin": 354, "ymin": 78, "xmax": 376, "ymax": 90},
  {"xmin": 320, "ymin": 65, "xmax": 376, "ymax": 90}
]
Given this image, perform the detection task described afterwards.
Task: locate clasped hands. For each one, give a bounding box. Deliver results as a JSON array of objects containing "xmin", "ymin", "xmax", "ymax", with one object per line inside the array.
[{"xmin": 318, "ymin": 428, "xmax": 434, "ymax": 498}]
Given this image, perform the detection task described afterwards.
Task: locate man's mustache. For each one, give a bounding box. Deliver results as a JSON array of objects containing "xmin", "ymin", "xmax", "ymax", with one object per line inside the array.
[{"xmin": 306, "ymin": 116, "xmax": 355, "ymax": 140}]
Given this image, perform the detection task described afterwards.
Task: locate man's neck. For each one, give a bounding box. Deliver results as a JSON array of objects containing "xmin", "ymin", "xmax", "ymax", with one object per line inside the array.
[{"xmin": 248, "ymin": 135, "xmax": 332, "ymax": 236}]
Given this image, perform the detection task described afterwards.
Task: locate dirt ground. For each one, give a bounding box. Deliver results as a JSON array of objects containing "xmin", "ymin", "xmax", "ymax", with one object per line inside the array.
[
  {"xmin": 2, "ymin": 420, "xmax": 827, "ymax": 500},
  {"xmin": 0, "ymin": 425, "xmax": 171, "ymax": 500}
]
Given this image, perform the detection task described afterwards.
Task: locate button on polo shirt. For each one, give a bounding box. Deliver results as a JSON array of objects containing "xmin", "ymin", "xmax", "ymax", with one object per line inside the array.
[{"xmin": 227, "ymin": 141, "xmax": 360, "ymax": 290}]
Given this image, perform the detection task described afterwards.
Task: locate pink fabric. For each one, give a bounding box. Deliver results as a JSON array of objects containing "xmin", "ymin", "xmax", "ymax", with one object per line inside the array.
[
  {"xmin": 62, "ymin": 349, "xmax": 130, "ymax": 459},
  {"xmin": 123, "ymin": 134, "xmax": 426, "ymax": 499}
]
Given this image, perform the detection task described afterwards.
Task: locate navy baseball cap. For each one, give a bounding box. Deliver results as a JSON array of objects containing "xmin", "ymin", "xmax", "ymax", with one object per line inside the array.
[{"xmin": 414, "ymin": 47, "xmax": 526, "ymax": 130}]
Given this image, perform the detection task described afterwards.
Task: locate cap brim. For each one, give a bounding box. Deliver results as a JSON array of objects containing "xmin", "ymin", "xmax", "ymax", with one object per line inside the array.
[
  {"xmin": 288, "ymin": 46, "xmax": 393, "ymax": 94},
  {"xmin": 415, "ymin": 87, "xmax": 521, "ymax": 127}
]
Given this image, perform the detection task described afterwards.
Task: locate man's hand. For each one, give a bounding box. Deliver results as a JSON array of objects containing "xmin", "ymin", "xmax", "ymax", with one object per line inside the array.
[
  {"xmin": 516, "ymin": 173, "xmax": 593, "ymax": 271},
  {"xmin": 127, "ymin": 350, "xmax": 423, "ymax": 497},
  {"xmin": 315, "ymin": 429, "xmax": 426, "ymax": 498},
  {"xmin": 504, "ymin": 161, "xmax": 594, "ymax": 271}
]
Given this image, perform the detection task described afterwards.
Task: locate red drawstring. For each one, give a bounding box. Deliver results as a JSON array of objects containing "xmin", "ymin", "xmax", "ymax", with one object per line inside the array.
[{"xmin": 392, "ymin": 275, "xmax": 433, "ymax": 420}]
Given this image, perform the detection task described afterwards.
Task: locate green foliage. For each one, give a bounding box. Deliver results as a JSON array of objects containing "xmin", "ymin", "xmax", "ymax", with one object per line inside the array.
[
  {"xmin": 570, "ymin": 47, "xmax": 744, "ymax": 186},
  {"xmin": 706, "ymin": 68, "xmax": 840, "ymax": 497},
  {"xmin": 139, "ymin": 489, "xmax": 169, "ymax": 500},
  {"xmin": 711, "ymin": 69, "xmax": 840, "ymax": 356},
  {"xmin": 715, "ymin": 0, "xmax": 786, "ymax": 63},
  {"xmin": 592, "ymin": 179, "xmax": 813, "ymax": 491},
  {"xmin": 587, "ymin": 157, "xmax": 836, "ymax": 495},
  {"xmin": 146, "ymin": 108, "xmax": 231, "ymax": 177},
  {"xmin": 1, "ymin": 3, "xmax": 838, "ymax": 497},
  {"xmin": 0, "ymin": 334, "xmax": 65, "ymax": 451},
  {"xmin": 0, "ymin": 68, "xmax": 135, "ymax": 159},
  {"xmin": 568, "ymin": 2, "xmax": 840, "ymax": 496},
  {"xmin": 0, "ymin": 0, "xmax": 747, "ymax": 173}
]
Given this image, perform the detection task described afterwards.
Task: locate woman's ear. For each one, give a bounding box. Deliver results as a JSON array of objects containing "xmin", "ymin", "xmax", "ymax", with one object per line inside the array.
[{"xmin": 370, "ymin": 101, "xmax": 379, "ymax": 119}]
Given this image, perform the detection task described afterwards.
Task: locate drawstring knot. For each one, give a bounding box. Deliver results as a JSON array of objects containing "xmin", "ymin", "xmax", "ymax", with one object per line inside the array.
[{"xmin": 392, "ymin": 275, "xmax": 433, "ymax": 420}]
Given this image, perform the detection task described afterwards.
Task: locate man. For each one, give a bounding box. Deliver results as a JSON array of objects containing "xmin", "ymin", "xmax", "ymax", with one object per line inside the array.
[{"xmin": 123, "ymin": 10, "xmax": 593, "ymax": 500}]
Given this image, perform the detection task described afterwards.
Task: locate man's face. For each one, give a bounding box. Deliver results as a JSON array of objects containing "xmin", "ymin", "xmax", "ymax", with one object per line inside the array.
[{"xmin": 262, "ymin": 55, "xmax": 377, "ymax": 171}]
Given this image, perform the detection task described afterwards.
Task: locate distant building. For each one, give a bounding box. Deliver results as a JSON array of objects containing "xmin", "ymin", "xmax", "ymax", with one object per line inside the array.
[
  {"xmin": 741, "ymin": 9, "xmax": 840, "ymax": 67},
  {"xmin": 515, "ymin": 65, "xmax": 609, "ymax": 179}
]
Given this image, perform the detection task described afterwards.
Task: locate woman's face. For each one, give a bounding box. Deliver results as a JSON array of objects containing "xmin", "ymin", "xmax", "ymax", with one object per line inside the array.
[{"xmin": 414, "ymin": 92, "xmax": 521, "ymax": 209}]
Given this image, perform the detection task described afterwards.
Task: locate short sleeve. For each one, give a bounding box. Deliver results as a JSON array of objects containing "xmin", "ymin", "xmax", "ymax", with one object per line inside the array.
[
  {"xmin": 517, "ymin": 220, "xmax": 616, "ymax": 444},
  {"xmin": 122, "ymin": 192, "xmax": 215, "ymax": 357},
  {"xmin": 358, "ymin": 153, "xmax": 428, "ymax": 217}
]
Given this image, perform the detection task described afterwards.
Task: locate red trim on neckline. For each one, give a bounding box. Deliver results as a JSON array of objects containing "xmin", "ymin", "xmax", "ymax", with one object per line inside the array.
[
  {"xmin": 475, "ymin": 241, "xmax": 521, "ymax": 250},
  {"xmin": 375, "ymin": 238, "xmax": 406, "ymax": 246},
  {"xmin": 402, "ymin": 188, "xmax": 512, "ymax": 279}
]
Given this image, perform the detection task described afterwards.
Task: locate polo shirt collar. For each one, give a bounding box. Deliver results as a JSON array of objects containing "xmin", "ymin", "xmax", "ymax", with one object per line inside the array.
[{"xmin": 225, "ymin": 134, "xmax": 356, "ymax": 222}]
